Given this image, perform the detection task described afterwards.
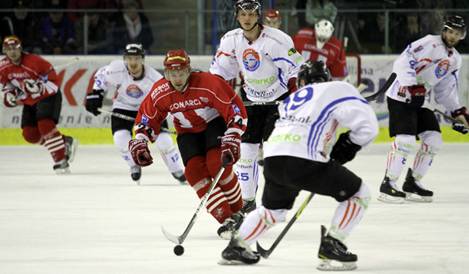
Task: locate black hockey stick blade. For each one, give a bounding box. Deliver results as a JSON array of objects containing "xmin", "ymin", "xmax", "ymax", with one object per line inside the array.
[
  {"xmin": 255, "ymin": 193, "xmax": 314, "ymax": 258},
  {"xmin": 364, "ymin": 72, "xmax": 396, "ymax": 102}
]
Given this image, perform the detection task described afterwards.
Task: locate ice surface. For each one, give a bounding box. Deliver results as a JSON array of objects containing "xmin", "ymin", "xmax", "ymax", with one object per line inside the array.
[{"xmin": 1, "ymin": 144, "xmax": 468, "ymax": 274}]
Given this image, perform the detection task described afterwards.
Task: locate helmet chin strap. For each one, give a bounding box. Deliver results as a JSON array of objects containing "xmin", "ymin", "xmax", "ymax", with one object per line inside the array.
[{"xmin": 240, "ymin": 22, "xmax": 259, "ymax": 32}]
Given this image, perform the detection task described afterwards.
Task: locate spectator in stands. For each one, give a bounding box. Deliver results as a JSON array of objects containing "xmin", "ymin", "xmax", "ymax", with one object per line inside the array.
[
  {"xmin": 263, "ymin": 9, "xmax": 281, "ymax": 29},
  {"xmin": 293, "ymin": 19, "xmax": 347, "ymax": 81},
  {"xmin": 357, "ymin": 12, "xmax": 392, "ymax": 53},
  {"xmin": 393, "ymin": 14, "xmax": 421, "ymax": 52},
  {"xmin": 0, "ymin": 0, "xmax": 41, "ymax": 53},
  {"xmin": 111, "ymin": 0, "xmax": 153, "ymax": 54},
  {"xmin": 67, "ymin": 0, "xmax": 116, "ymax": 22},
  {"xmin": 295, "ymin": 0, "xmax": 337, "ymax": 28},
  {"xmin": 38, "ymin": 1, "xmax": 77, "ymax": 54}
]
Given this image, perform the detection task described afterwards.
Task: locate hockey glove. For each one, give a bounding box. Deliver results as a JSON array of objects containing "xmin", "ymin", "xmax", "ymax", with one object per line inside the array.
[
  {"xmin": 330, "ymin": 131, "xmax": 362, "ymax": 165},
  {"xmin": 129, "ymin": 139, "xmax": 153, "ymax": 167},
  {"xmin": 85, "ymin": 89, "xmax": 104, "ymax": 116},
  {"xmin": 220, "ymin": 132, "xmax": 241, "ymax": 165},
  {"xmin": 3, "ymin": 91, "xmax": 18, "ymax": 107},
  {"xmin": 24, "ymin": 79, "xmax": 44, "ymax": 94},
  {"xmin": 407, "ymin": 85, "xmax": 426, "ymax": 107},
  {"xmin": 451, "ymin": 107, "xmax": 469, "ymax": 134}
]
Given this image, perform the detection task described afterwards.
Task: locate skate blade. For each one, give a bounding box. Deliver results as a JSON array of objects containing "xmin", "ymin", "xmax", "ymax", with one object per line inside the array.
[
  {"xmin": 55, "ymin": 167, "xmax": 71, "ymax": 175},
  {"xmin": 405, "ymin": 192, "xmax": 433, "ymax": 203},
  {"xmin": 317, "ymin": 259, "xmax": 357, "ymax": 271},
  {"xmin": 377, "ymin": 193, "xmax": 404, "ymax": 204},
  {"xmin": 218, "ymin": 258, "xmax": 246, "ymax": 265}
]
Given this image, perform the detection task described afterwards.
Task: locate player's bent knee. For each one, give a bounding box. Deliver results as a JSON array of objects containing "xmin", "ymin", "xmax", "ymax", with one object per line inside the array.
[
  {"xmin": 351, "ymin": 183, "xmax": 371, "ymax": 210},
  {"xmin": 419, "ymin": 130, "xmax": 443, "ymax": 154},
  {"xmin": 393, "ymin": 134, "xmax": 416, "ymax": 155},
  {"xmin": 257, "ymin": 206, "xmax": 288, "ymax": 227},
  {"xmin": 185, "ymin": 156, "xmax": 210, "ymax": 185},
  {"xmin": 154, "ymin": 132, "xmax": 175, "ymax": 153},
  {"xmin": 113, "ymin": 130, "xmax": 132, "ymax": 151},
  {"xmin": 22, "ymin": 126, "xmax": 41, "ymax": 144}
]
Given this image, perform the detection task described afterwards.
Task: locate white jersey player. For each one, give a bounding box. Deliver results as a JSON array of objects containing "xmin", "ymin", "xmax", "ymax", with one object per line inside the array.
[
  {"xmin": 378, "ymin": 15, "xmax": 469, "ymax": 203},
  {"xmin": 220, "ymin": 61, "xmax": 378, "ymax": 271},
  {"xmin": 209, "ymin": 0, "xmax": 304, "ymax": 213},
  {"xmin": 85, "ymin": 43, "xmax": 185, "ymax": 184}
]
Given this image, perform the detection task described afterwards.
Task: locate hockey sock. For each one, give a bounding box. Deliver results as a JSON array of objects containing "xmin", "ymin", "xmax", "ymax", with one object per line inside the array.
[
  {"xmin": 155, "ymin": 132, "xmax": 184, "ymax": 173},
  {"xmin": 206, "ymin": 148, "xmax": 243, "ymax": 212},
  {"xmin": 239, "ymin": 206, "xmax": 286, "ymax": 245},
  {"xmin": 329, "ymin": 183, "xmax": 370, "ymax": 241},
  {"xmin": 186, "ymin": 156, "xmax": 232, "ymax": 223},
  {"xmin": 113, "ymin": 129, "xmax": 136, "ymax": 167},
  {"xmin": 22, "ymin": 126, "xmax": 42, "ymax": 144},
  {"xmin": 38, "ymin": 119, "xmax": 65, "ymax": 163},
  {"xmin": 413, "ymin": 131, "xmax": 442, "ymax": 181},
  {"xmin": 235, "ymin": 143, "xmax": 260, "ymax": 201},
  {"xmin": 385, "ymin": 134, "xmax": 415, "ymax": 183}
]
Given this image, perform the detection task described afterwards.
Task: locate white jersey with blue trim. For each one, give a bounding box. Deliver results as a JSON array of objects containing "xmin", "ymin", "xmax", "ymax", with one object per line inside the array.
[
  {"xmin": 263, "ymin": 81, "xmax": 379, "ymax": 163},
  {"xmin": 386, "ymin": 34, "xmax": 463, "ymax": 111},
  {"xmin": 210, "ymin": 25, "xmax": 304, "ymax": 102},
  {"xmin": 93, "ymin": 60, "xmax": 163, "ymax": 111}
]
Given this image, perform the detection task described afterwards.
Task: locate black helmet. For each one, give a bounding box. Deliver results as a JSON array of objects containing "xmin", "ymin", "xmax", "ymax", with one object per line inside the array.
[
  {"xmin": 124, "ymin": 43, "xmax": 145, "ymax": 57},
  {"xmin": 297, "ymin": 60, "xmax": 331, "ymax": 87},
  {"xmin": 234, "ymin": 0, "xmax": 261, "ymax": 17},
  {"xmin": 443, "ymin": 15, "xmax": 466, "ymax": 39}
]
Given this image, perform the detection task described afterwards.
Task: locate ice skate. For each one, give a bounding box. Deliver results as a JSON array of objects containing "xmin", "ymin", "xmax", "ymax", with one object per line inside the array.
[
  {"xmin": 171, "ymin": 170, "xmax": 187, "ymax": 184},
  {"xmin": 217, "ymin": 212, "xmax": 244, "ymax": 240},
  {"xmin": 402, "ymin": 169, "xmax": 433, "ymax": 202},
  {"xmin": 53, "ymin": 159, "xmax": 70, "ymax": 174},
  {"xmin": 317, "ymin": 225, "xmax": 357, "ymax": 271},
  {"xmin": 240, "ymin": 199, "xmax": 256, "ymax": 214},
  {"xmin": 130, "ymin": 165, "xmax": 141, "ymax": 184},
  {"xmin": 63, "ymin": 135, "xmax": 78, "ymax": 163},
  {"xmin": 219, "ymin": 235, "xmax": 260, "ymax": 265},
  {"xmin": 377, "ymin": 176, "xmax": 405, "ymax": 204}
]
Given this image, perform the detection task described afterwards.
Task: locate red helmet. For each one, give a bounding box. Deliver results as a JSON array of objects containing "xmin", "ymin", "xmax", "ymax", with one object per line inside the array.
[
  {"xmin": 264, "ymin": 9, "xmax": 280, "ymax": 20},
  {"xmin": 164, "ymin": 49, "xmax": 190, "ymax": 70},
  {"xmin": 2, "ymin": 35, "xmax": 22, "ymax": 49}
]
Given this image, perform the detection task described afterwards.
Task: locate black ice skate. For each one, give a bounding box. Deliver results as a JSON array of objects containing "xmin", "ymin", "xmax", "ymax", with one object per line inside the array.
[
  {"xmin": 53, "ymin": 159, "xmax": 70, "ymax": 174},
  {"xmin": 219, "ymin": 235, "xmax": 260, "ymax": 265},
  {"xmin": 402, "ymin": 168, "xmax": 433, "ymax": 203},
  {"xmin": 377, "ymin": 176, "xmax": 405, "ymax": 204},
  {"xmin": 171, "ymin": 171, "xmax": 187, "ymax": 184},
  {"xmin": 130, "ymin": 166, "xmax": 142, "ymax": 184},
  {"xmin": 317, "ymin": 225, "xmax": 357, "ymax": 271},
  {"xmin": 63, "ymin": 135, "xmax": 78, "ymax": 163},
  {"xmin": 217, "ymin": 212, "xmax": 244, "ymax": 240},
  {"xmin": 241, "ymin": 199, "xmax": 257, "ymax": 214}
]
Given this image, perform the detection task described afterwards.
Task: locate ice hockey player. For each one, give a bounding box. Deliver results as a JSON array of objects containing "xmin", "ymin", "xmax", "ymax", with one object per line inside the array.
[
  {"xmin": 85, "ymin": 43, "xmax": 186, "ymax": 184},
  {"xmin": 0, "ymin": 35, "xmax": 77, "ymax": 174},
  {"xmin": 128, "ymin": 49, "xmax": 248, "ymax": 239},
  {"xmin": 378, "ymin": 15, "xmax": 469, "ymax": 204},
  {"xmin": 210, "ymin": 0, "xmax": 304, "ymax": 214},
  {"xmin": 293, "ymin": 19, "xmax": 347, "ymax": 81},
  {"xmin": 219, "ymin": 60, "xmax": 378, "ymax": 271}
]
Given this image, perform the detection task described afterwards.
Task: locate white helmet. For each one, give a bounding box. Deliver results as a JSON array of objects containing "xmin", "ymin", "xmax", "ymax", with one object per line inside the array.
[{"xmin": 315, "ymin": 19, "xmax": 334, "ymax": 42}]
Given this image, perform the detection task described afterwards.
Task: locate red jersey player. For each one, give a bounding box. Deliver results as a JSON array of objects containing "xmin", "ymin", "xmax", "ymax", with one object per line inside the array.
[
  {"xmin": 128, "ymin": 49, "xmax": 248, "ymax": 239},
  {"xmin": 293, "ymin": 19, "xmax": 347, "ymax": 80},
  {"xmin": 0, "ymin": 35, "xmax": 77, "ymax": 173}
]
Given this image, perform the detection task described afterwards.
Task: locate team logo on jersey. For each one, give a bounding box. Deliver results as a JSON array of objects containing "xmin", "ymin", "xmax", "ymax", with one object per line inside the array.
[
  {"xmin": 242, "ymin": 48, "xmax": 261, "ymax": 71},
  {"xmin": 288, "ymin": 48, "xmax": 297, "ymax": 56},
  {"xmin": 200, "ymin": 96, "xmax": 209, "ymax": 103},
  {"xmin": 434, "ymin": 59, "xmax": 449, "ymax": 79},
  {"xmin": 126, "ymin": 84, "xmax": 144, "ymax": 98}
]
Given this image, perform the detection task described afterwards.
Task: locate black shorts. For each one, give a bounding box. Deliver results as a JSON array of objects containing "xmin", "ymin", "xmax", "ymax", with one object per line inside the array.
[
  {"xmin": 387, "ymin": 97, "xmax": 440, "ymax": 137},
  {"xmin": 21, "ymin": 92, "xmax": 62, "ymax": 128},
  {"xmin": 111, "ymin": 108, "xmax": 169, "ymax": 135},
  {"xmin": 242, "ymin": 104, "xmax": 280, "ymax": 143},
  {"xmin": 176, "ymin": 117, "xmax": 226, "ymax": 166},
  {"xmin": 261, "ymin": 156, "xmax": 362, "ymax": 210}
]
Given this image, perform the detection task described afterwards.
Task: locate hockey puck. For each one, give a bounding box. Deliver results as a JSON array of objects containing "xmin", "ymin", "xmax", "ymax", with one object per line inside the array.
[{"xmin": 173, "ymin": 244, "xmax": 184, "ymax": 256}]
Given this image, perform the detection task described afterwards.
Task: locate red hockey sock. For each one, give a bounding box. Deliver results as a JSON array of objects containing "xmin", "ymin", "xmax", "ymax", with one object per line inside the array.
[
  {"xmin": 22, "ymin": 126, "xmax": 41, "ymax": 144},
  {"xmin": 206, "ymin": 148, "xmax": 243, "ymax": 213},
  {"xmin": 186, "ymin": 155, "xmax": 233, "ymax": 223},
  {"xmin": 38, "ymin": 119, "xmax": 65, "ymax": 163}
]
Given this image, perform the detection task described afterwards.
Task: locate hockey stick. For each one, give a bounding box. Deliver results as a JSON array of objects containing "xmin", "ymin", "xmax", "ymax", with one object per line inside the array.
[
  {"xmin": 161, "ymin": 165, "xmax": 226, "ymax": 246},
  {"xmin": 243, "ymin": 101, "xmax": 280, "ymax": 107},
  {"xmin": 363, "ymin": 72, "xmax": 396, "ymax": 102},
  {"xmin": 256, "ymin": 192, "xmax": 315, "ymax": 258},
  {"xmin": 96, "ymin": 108, "xmax": 175, "ymax": 134}
]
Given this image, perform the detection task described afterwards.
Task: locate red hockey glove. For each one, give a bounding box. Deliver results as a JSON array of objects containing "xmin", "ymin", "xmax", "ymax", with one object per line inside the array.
[
  {"xmin": 129, "ymin": 139, "xmax": 153, "ymax": 166},
  {"xmin": 24, "ymin": 79, "xmax": 44, "ymax": 94},
  {"xmin": 407, "ymin": 85, "xmax": 426, "ymax": 96},
  {"xmin": 3, "ymin": 91, "xmax": 18, "ymax": 107},
  {"xmin": 220, "ymin": 132, "xmax": 241, "ymax": 165},
  {"xmin": 451, "ymin": 107, "xmax": 469, "ymax": 134}
]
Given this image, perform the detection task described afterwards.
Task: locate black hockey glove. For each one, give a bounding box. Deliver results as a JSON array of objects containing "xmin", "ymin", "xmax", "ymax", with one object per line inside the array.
[
  {"xmin": 451, "ymin": 107, "xmax": 469, "ymax": 134},
  {"xmin": 330, "ymin": 131, "xmax": 362, "ymax": 165},
  {"xmin": 85, "ymin": 89, "xmax": 104, "ymax": 116}
]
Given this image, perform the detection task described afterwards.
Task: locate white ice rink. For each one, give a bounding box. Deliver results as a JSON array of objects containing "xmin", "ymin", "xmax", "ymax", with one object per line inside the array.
[{"xmin": 0, "ymin": 144, "xmax": 468, "ymax": 274}]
